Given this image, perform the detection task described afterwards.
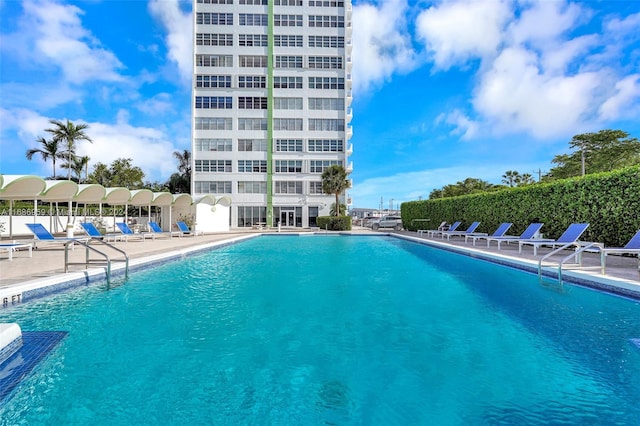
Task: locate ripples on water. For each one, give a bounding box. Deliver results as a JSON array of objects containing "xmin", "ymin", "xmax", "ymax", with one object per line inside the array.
[{"xmin": 0, "ymin": 235, "xmax": 639, "ymax": 424}]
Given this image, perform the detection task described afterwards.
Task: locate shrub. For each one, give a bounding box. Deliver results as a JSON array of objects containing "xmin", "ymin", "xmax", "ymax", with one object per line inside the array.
[{"xmin": 316, "ymin": 216, "xmax": 352, "ymax": 231}]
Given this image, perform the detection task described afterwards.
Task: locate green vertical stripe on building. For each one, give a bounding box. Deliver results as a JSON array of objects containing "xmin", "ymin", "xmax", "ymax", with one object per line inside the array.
[{"xmin": 266, "ymin": 0, "xmax": 275, "ymax": 227}]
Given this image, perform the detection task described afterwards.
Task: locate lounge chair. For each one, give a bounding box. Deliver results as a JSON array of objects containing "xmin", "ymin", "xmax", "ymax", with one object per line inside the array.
[
  {"xmin": 80, "ymin": 222, "xmax": 125, "ymax": 243},
  {"xmin": 417, "ymin": 221, "xmax": 447, "ymax": 236},
  {"xmin": 426, "ymin": 221, "xmax": 461, "ymax": 238},
  {"xmin": 518, "ymin": 223, "xmax": 589, "ymax": 256},
  {"xmin": 465, "ymin": 223, "xmax": 513, "ymax": 246},
  {"xmin": 176, "ymin": 221, "xmax": 203, "ymax": 236},
  {"xmin": 0, "ymin": 242, "xmax": 33, "ymax": 261},
  {"xmin": 442, "ymin": 221, "xmax": 481, "ymax": 241},
  {"xmin": 115, "ymin": 222, "xmax": 155, "ymax": 241},
  {"xmin": 485, "ymin": 223, "xmax": 544, "ymax": 250},
  {"xmin": 25, "ymin": 223, "xmax": 89, "ymax": 249},
  {"xmin": 148, "ymin": 221, "xmax": 182, "ymax": 238},
  {"xmin": 599, "ymin": 229, "xmax": 640, "ymax": 273}
]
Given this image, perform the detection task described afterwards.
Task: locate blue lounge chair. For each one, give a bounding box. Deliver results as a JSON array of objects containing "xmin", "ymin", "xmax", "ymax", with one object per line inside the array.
[
  {"xmin": 427, "ymin": 221, "xmax": 461, "ymax": 238},
  {"xmin": 465, "ymin": 222, "xmax": 513, "ymax": 246},
  {"xmin": 148, "ymin": 221, "xmax": 182, "ymax": 238},
  {"xmin": 599, "ymin": 229, "xmax": 640, "ymax": 273},
  {"xmin": 0, "ymin": 242, "xmax": 33, "ymax": 261},
  {"xmin": 176, "ymin": 221, "xmax": 203, "ymax": 236},
  {"xmin": 518, "ymin": 223, "xmax": 589, "ymax": 256},
  {"xmin": 485, "ymin": 223, "xmax": 544, "ymax": 250},
  {"xmin": 442, "ymin": 221, "xmax": 481, "ymax": 241},
  {"xmin": 25, "ymin": 223, "xmax": 89, "ymax": 249},
  {"xmin": 80, "ymin": 222, "xmax": 125, "ymax": 243},
  {"xmin": 115, "ymin": 222, "xmax": 155, "ymax": 241}
]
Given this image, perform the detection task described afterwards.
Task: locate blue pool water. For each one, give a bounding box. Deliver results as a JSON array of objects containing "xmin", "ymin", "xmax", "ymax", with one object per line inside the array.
[{"xmin": 0, "ymin": 235, "xmax": 639, "ymax": 424}]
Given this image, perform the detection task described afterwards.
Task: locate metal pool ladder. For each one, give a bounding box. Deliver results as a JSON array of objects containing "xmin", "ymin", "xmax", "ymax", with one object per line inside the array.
[
  {"xmin": 537, "ymin": 242, "xmax": 604, "ymax": 287},
  {"xmin": 63, "ymin": 239, "xmax": 129, "ymax": 285}
]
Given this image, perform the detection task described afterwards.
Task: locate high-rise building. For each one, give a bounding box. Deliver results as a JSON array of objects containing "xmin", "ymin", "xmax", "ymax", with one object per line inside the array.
[{"xmin": 192, "ymin": 0, "xmax": 353, "ymax": 229}]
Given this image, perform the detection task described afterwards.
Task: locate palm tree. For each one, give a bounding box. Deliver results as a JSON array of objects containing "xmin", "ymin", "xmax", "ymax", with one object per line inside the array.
[
  {"xmin": 501, "ymin": 170, "xmax": 520, "ymax": 187},
  {"xmin": 62, "ymin": 155, "xmax": 90, "ymax": 182},
  {"xmin": 26, "ymin": 136, "xmax": 63, "ymax": 178},
  {"xmin": 321, "ymin": 165, "xmax": 350, "ymax": 216},
  {"xmin": 45, "ymin": 119, "xmax": 93, "ymax": 180},
  {"xmin": 171, "ymin": 150, "xmax": 191, "ymax": 193}
]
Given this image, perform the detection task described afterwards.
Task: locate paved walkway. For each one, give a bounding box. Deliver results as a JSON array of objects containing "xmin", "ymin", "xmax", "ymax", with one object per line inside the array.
[{"xmin": 1, "ymin": 228, "xmax": 639, "ymax": 298}]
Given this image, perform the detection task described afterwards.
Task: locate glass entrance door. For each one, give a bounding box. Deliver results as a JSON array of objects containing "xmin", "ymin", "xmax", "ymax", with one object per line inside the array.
[{"xmin": 280, "ymin": 209, "xmax": 295, "ymax": 227}]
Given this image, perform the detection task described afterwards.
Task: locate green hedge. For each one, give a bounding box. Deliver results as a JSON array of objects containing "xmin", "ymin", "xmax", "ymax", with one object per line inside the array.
[
  {"xmin": 316, "ymin": 216, "xmax": 352, "ymax": 231},
  {"xmin": 401, "ymin": 166, "xmax": 640, "ymax": 247}
]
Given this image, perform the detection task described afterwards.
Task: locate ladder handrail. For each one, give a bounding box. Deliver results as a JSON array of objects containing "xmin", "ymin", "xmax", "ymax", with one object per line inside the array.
[
  {"xmin": 538, "ymin": 242, "xmax": 604, "ymax": 286},
  {"xmin": 63, "ymin": 238, "xmax": 129, "ymax": 285}
]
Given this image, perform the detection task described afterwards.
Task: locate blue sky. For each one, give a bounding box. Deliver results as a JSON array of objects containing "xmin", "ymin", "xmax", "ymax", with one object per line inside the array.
[{"xmin": 1, "ymin": 0, "xmax": 639, "ymax": 209}]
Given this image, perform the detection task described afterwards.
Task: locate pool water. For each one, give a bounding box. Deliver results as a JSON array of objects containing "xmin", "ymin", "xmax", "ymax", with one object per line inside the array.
[{"xmin": 0, "ymin": 235, "xmax": 639, "ymax": 424}]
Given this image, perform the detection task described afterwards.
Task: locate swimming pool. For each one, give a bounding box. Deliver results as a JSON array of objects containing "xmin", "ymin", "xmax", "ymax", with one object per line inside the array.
[{"xmin": 0, "ymin": 235, "xmax": 639, "ymax": 424}]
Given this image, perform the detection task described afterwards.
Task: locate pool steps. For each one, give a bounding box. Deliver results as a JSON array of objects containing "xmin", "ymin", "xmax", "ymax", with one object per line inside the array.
[{"xmin": 0, "ymin": 324, "xmax": 22, "ymax": 365}]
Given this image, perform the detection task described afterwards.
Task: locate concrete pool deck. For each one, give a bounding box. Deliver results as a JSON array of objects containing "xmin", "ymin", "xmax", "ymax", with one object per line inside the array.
[{"xmin": 0, "ymin": 227, "xmax": 639, "ymax": 306}]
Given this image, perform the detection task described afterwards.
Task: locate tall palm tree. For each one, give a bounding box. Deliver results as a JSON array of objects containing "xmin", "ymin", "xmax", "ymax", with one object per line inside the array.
[
  {"xmin": 25, "ymin": 136, "xmax": 63, "ymax": 178},
  {"xmin": 173, "ymin": 150, "xmax": 191, "ymax": 175},
  {"xmin": 45, "ymin": 119, "xmax": 93, "ymax": 180},
  {"xmin": 62, "ymin": 155, "xmax": 90, "ymax": 182},
  {"xmin": 321, "ymin": 164, "xmax": 350, "ymax": 216}
]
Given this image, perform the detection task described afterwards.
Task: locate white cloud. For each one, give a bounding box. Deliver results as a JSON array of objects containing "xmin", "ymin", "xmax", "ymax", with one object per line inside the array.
[
  {"xmin": 415, "ymin": 0, "xmax": 512, "ymax": 69},
  {"xmin": 148, "ymin": 0, "xmax": 193, "ymax": 84},
  {"xmin": 352, "ymin": 0, "xmax": 417, "ymax": 94},
  {"xmin": 507, "ymin": 0, "xmax": 585, "ymax": 46},
  {"xmin": 19, "ymin": 0, "xmax": 124, "ymax": 84},
  {"xmin": 436, "ymin": 109, "xmax": 480, "ymax": 140},
  {"xmin": 599, "ymin": 74, "xmax": 640, "ymax": 121},
  {"xmin": 473, "ymin": 47, "xmax": 601, "ymax": 138},
  {"xmin": 136, "ymin": 93, "xmax": 176, "ymax": 116}
]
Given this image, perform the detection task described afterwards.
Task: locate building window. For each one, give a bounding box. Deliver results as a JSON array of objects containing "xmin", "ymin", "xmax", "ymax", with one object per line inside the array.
[
  {"xmin": 274, "ymin": 97, "xmax": 303, "ymax": 110},
  {"xmin": 196, "ymin": 75, "xmax": 232, "ymax": 88},
  {"xmin": 238, "ymin": 34, "xmax": 268, "ymax": 47},
  {"xmin": 195, "ymin": 160, "xmax": 232, "ymax": 172},
  {"xmin": 308, "ymin": 35, "xmax": 344, "ymax": 48},
  {"xmin": 308, "ymin": 98, "xmax": 344, "ymax": 110},
  {"xmin": 308, "ymin": 77, "xmax": 345, "ymax": 89},
  {"xmin": 238, "ymin": 97, "xmax": 268, "ymax": 109},
  {"xmin": 237, "ymin": 181, "xmax": 267, "ymax": 194},
  {"xmin": 195, "ymin": 139, "xmax": 233, "ymax": 151},
  {"xmin": 275, "ymin": 139, "xmax": 303, "ymax": 152},
  {"xmin": 274, "ymin": 15, "xmax": 303, "ymax": 27},
  {"xmin": 308, "ymin": 15, "xmax": 344, "ymax": 28},
  {"xmin": 309, "ymin": 119, "xmax": 345, "ymax": 131},
  {"xmin": 310, "ymin": 160, "xmax": 342, "ymax": 173},
  {"xmin": 196, "ymin": 33, "xmax": 233, "ymax": 46},
  {"xmin": 238, "ymin": 119, "xmax": 268, "ymax": 130},
  {"xmin": 274, "ymin": 181, "xmax": 303, "ymax": 194},
  {"xmin": 195, "ymin": 118, "xmax": 233, "ymax": 130},
  {"xmin": 238, "ymin": 75, "xmax": 266, "ymax": 88},
  {"xmin": 238, "ymin": 160, "xmax": 267, "ymax": 173},
  {"xmin": 308, "ymin": 56, "xmax": 343, "ymax": 69},
  {"xmin": 239, "ymin": 0, "xmax": 267, "ymax": 4},
  {"xmin": 274, "ymin": 35, "xmax": 303, "ymax": 47},
  {"xmin": 197, "ymin": 0, "xmax": 233, "ymax": 4},
  {"xmin": 274, "ymin": 0, "xmax": 302, "ymax": 5},
  {"xmin": 308, "ymin": 139, "xmax": 343, "ymax": 152},
  {"xmin": 273, "ymin": 76, "xmax": 303, "ymax": 89},
  {"xmin": 238, "ymin": 139, "xmax": 267, "ymax": 151},
  {"xmin": 309, "ymin": 181, "xmax": 323, "ymax": 194},
  {"xmin": 309, "ymin": 0, "xmax": 344, "ymax": 6},
  {"xmin": 273, "ymin": 118, "xmax": 303, "ymax": 131},
  {"xmin": 239, "ymin": 55, "xmax": 268, "ymax": 67},
  {"xmin": 195, "ymin": 96, "xmax": 233, "ymax": 109},
  {"xmin": 274, "ymin": 56, "xmax": 303, "ymax": 68},
  {"xmin": 196, "ymin": 55, "xmax": 233, "ymax": 67},
  {"xmin": 196, "ymin": 13, "xmax": 233, "ymax": 25},
  {"xmin": 275, "ymin": 160, "xmax": 303, "ymax": 173},
  {"xmin": 194, "ymin": 181, "xmax": 232, "ymax": 194},
  {"xmin": 239, "ymin": 13, "xmax": 268, "ymax": 26},
  {"xmin": 237, "ymin": 206, "xmax": 267, "ymax": 228}
]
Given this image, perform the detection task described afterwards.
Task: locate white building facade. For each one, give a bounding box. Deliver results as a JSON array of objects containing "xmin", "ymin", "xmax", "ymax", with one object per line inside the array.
[{"xmin": 192, "ymin": 0, "xmax": 353, "ymax": 228}]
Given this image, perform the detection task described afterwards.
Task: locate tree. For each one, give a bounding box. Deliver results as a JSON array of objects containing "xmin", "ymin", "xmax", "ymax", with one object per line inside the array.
[
  {"xmin": 321, "ymin": 165, "xmax": 350, "ymax": 216},
  {"xmin": 501, "ymin": 170, "xmax": 520, "ymax": 187},
  {"xmin": 548, "ymin": 130, "xmax": 640, "ymax": 179},
  {"xmin": 62, "ymin": 155, "xmax": 90, "ymax": 182},
  {"xmin": 167, "ymin": 150, "xmax": 191, "ymax": 193},
  {"xmin": 429, "ymin": 177, "xmax": 495, "ymax": 199},
  {"xmin": 330, "ymin": 203, "xmax": 347, "ymax": 216},
  {"xmin": 25, "ymin": 136, "xmax": 63, "ymax": 178},
  {"xmin": 45, "ymin": 119, "xmax": 93, "ymax": 180},
  {"xmin": 87, "ymin": 158, "xmax": 145, "ymax": 188}
]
